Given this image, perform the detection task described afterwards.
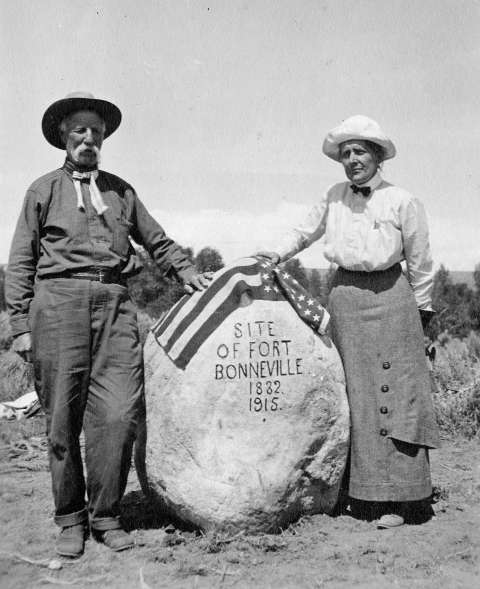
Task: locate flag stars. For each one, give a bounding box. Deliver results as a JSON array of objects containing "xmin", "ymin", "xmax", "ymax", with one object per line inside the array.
[{"xmin": 263, "ymin": 259, "xmax": 329, "ymax": 333}]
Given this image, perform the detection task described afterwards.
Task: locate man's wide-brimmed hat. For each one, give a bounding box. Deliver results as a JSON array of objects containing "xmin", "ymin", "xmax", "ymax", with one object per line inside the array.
[
  {"xmin": 322, "ymin": 115, "xmax": 396, "ymax": 162},
  {"xmin": 42, "ymin": 91, "xmax": 122, "ymax": 149}
]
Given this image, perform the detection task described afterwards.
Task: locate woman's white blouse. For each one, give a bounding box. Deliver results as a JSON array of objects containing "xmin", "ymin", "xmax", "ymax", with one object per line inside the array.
[{"xmin": 276, "ymin": 173, "xmax": 434, "ymax": 310}]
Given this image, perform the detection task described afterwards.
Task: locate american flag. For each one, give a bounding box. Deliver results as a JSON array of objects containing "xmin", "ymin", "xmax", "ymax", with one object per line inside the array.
[{"xmin": 151, "ymin": 257, "xmax": 330, "ymax": 369}]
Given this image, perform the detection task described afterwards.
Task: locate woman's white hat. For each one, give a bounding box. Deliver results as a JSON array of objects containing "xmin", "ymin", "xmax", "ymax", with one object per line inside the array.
[{"xmin": 322, "ymin": 115, "xmax": 396, "ymax": 162}]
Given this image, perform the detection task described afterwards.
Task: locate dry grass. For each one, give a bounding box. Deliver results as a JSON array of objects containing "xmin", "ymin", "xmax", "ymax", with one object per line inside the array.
[
  {"xmin": 1, "ymin": 435, "xmax": 479, "ymax": 589},
  {"xmin": 0, "ymin": 351, "xmax": 34, "ymax": 403},
  {"xmin": 0, "ymin": 311, "xmax": 13, "ymax": 352},
  {"xmin": 432, "ymin": 333, "xmax": 480, "ymax": 439}
]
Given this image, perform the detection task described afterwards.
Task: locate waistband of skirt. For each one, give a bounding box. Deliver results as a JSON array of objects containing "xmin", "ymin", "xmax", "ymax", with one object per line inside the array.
[{"xmin": 337, "ymin": 263, "xmax": 402, "ymax": 277}]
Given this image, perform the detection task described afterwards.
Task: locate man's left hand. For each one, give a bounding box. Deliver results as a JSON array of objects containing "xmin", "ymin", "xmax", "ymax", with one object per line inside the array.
[{"xmin": 179, "ymin": 269, "xmax": 214, "ymax": 294}]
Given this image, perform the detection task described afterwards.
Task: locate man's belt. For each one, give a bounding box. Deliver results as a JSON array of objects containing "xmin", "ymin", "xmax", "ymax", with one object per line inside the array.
[{"xmin": 43, "ymin": 267, "xmax": 127, "ymax": 285}]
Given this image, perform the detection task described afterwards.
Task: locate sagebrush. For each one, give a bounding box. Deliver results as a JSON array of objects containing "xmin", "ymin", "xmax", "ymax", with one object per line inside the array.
[{"xmin": 432, "ymin": 333, "xmax": 480, "ymax": 438}]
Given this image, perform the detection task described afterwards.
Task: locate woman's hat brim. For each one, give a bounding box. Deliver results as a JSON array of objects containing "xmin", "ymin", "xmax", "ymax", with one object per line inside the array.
[
  {"xmin": 42, "ymin": 95, "xmax": 122, "ymax": 149},
  {"xmin": 322, "ymin": 115, "xmax": 396, "ymax": 162}
]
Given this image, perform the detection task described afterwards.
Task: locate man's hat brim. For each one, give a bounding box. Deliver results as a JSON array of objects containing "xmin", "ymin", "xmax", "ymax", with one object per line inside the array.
[{"xmin": 42, "ymin": 96, "xmax": 122, "ymax": 149}]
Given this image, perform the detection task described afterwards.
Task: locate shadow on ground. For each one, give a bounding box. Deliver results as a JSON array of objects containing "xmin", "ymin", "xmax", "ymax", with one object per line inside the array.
[{"xmin": 121, "ymin": 490, "xmax": 199, "ymax": 533}]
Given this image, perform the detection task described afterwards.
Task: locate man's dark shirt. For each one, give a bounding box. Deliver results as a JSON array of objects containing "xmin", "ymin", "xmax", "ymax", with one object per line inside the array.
[{"xmin": 6, "ymin": 163, "xmax": 193, "ymax": 336}]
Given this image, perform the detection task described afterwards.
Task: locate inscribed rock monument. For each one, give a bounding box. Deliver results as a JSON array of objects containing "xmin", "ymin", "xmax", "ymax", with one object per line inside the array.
[{"xmin": 136, "ymin": 258, "xmax": 349, "ymax": 533}]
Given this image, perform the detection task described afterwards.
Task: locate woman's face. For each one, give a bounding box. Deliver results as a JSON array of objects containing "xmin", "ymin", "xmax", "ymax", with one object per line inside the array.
[{"xmin": 339, "ymin": 140, "xmax": 379, "ymax": 185}]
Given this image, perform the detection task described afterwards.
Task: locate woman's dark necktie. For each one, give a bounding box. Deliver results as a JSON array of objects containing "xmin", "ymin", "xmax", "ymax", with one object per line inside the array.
[{"xmin": 351, "ymin": 185, "xmax": 371, "ymax": 197}]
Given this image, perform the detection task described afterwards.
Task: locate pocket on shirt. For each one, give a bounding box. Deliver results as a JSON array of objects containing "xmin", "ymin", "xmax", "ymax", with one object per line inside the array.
[
  {"xmin": 43, "ymin": 215, "xmax": 83, "ymax": 243},
  {"xmin": 372, "ymin": 217, "xmax": 393, "ymax": 230},
  {"xmin": 111, "ymin": 218, "xmax": 133, "ymax": 258},
  {"xmin": 364, "ymin": 219, "xmax": 402, "ymax": 263}
]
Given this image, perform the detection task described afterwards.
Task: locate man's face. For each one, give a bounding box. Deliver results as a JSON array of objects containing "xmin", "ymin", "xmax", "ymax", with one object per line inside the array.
[
  {"xmin": 339, "ymin": 140, "xmax": 378, "ymax": 185},
  {"xmin": 61, "ymin": 110, "xmax": 105, "ymax": 167}
]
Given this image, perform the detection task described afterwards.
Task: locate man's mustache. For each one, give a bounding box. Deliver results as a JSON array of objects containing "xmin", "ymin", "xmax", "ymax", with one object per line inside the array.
[
  {"xmin": 77, "ymin": 145, "xmax": 100, "ymax": 155},
  {"xmin": 74, "ymin": 145, "xmax": 101, "ymax": 160}
]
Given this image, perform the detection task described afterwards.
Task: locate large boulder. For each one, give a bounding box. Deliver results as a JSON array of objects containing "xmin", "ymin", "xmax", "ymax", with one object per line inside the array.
[{"xmin": 136, "ymin": 263, "xmax": 349, "ymax": 533}]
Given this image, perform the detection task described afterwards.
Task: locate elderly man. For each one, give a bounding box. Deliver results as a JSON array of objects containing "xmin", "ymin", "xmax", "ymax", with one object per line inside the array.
[{"xmin": 6, "ymin": 92, "xmax": 211, "ymax": 556}]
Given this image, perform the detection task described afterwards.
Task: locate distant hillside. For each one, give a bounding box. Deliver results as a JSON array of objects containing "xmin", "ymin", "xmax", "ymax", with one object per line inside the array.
[{"xmin": 450, "ymin": 271, "xmax": 474, "ymax": 288}]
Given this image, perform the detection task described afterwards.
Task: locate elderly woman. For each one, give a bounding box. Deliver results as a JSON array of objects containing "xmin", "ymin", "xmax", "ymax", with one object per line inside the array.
[{"xmin": 260, "ymin": 115, "xmax": 439, "ymax": 528}]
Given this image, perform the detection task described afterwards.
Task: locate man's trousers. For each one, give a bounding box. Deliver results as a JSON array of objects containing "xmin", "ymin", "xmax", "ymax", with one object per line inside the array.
[{"xmin": 30, "ymin": 278, "xmax": 144, "ymax": 531}]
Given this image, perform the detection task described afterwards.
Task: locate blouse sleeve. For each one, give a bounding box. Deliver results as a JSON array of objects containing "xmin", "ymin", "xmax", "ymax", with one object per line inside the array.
[
  {"xmin": 276, "ymin": 193, "xmax": 329, "ymax": 262},
  {"xmin": 400, "ymin": 196, "xmax": 434, "ymax": 310}
]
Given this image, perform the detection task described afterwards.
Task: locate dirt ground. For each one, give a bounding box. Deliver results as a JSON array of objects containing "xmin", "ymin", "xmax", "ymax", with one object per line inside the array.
[{"xmin": 0, "ymin": 418, "xmax": 479, "ymax": 589}]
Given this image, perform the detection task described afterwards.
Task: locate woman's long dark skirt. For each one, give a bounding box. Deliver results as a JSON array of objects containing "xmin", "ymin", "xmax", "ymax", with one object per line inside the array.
[{"xmin": 329, "ymin": 264, "xmax": 439, "ymax": 502}]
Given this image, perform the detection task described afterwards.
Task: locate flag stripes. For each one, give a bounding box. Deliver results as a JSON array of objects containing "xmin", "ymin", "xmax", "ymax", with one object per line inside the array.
[
  {"xmin": 153, "ymin": 258, "xmax": 258, "ymax": 344},
  {"xmin": 167, "ymin": 273, "xmax": 264, "ymax": 369},
  {"xmin": 165, "ymin": 271, "xmax": 263, "ymax": 362},
  {"xmin": 151, "ymin": 257, "xmax": 330, "ymax": 369}
]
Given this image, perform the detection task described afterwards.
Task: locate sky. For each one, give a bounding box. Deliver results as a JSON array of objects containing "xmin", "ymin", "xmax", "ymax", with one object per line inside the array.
[{"xmin": 1, "ymin": 0, "xmax": 479, "ymax": 270}]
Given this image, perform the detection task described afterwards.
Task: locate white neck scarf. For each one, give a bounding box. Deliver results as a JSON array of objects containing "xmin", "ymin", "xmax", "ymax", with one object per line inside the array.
[{"xmin": 71, "ymin": 170, "xmax": 108, "ymax": 215}]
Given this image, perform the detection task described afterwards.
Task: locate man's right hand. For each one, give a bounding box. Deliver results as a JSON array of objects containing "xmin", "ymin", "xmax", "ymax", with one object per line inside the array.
[
  {"xmin": 12, "ymin": 333, "xmax": 33, "ymax": 363},
  {"xmin": 254, "ymin": 251, "xmax": 281, "ymax": 264},
  {"xmin": 177, "ymin": 268, "xmax": 214, "ymax": 295}
]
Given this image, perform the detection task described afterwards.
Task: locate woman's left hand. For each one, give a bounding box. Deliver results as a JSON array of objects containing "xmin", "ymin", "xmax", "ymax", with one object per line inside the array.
[{"xmin": 419, "ymin": 309, "xmax": 435, "ymax": 330}]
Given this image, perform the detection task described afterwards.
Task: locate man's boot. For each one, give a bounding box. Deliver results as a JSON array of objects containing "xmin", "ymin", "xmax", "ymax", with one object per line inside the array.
[
  {"xmin": 96, "ymin": 528, "xmax": 134, "ymax": 552},
  {"xmin": 55, "ymin": 524, "xmax": 86, "ymax": 557}
]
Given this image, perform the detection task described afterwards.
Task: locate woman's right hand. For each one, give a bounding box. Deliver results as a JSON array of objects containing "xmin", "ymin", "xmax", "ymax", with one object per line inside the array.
[{"xmin": 254, "ymin": 251, "xmax": 281, "ymax": 264}]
